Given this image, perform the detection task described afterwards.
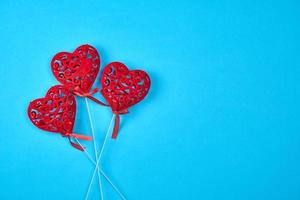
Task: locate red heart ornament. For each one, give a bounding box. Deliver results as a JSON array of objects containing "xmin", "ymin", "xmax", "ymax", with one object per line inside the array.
[
  {"xmin": 28, "ymin": 85, "xmax": 91, "ymax": 150},
  {"xmin": 100, "ymin": 62, "xmax": 150, "ymax": 139},
  {"xmin": 100, "ymin": 62, "xmax": 151, "ymax": 112},
  {"xmin": 51, "ymin": 44, "xmax": 100, "ymax": 95}
]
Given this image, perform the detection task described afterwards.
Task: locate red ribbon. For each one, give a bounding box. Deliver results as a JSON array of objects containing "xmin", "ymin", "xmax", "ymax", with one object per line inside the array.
[
  {"xmin": 111, "ymin": 109, "xmax": 129, "ymax": 139},
  {"xmin": 66, "ymin": 132, "xmax": 92, "ymax": 151},
  {"xmin": 112, "ymin": 114, "xmax": 120, "ymax": 139},
  {"xmin": 73, "ymin": 87, "xmax": 108, "ymax": 106},
  {"xmin": 68, "ymin": 138, "xmax": 85, "ymax": 151}
]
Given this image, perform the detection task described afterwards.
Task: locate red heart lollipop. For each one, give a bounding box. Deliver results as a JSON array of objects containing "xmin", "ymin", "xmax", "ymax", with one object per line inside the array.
[
  {"xmin": 50, "ymin": 45, "xmax": 107, "ymax": 106},
  {"xmin": 100, "ymin": 62, "xmax": 151, "ymax": 138},
  {"xmin": 28, "ymin": 85, "xmax": 91, "ymax": 150}
]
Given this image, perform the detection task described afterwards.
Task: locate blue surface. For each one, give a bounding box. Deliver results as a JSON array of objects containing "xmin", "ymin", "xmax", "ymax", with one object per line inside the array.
[{"xmin": 0, "ymin": 0, "xmax": 300, "ymax": 199}]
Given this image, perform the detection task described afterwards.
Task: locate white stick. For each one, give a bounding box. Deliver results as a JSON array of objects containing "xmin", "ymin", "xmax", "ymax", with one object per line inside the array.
[
  {"xmin": 85, "ymin": 115, "xmax": 126, "ymax": 200},
  {"xmin": 74, "ymin": 138, "xmax": 124, "ymax": 198},
  {"xmin": 85, "ymin": 98, "xmax": 103, "ymax": 200}
]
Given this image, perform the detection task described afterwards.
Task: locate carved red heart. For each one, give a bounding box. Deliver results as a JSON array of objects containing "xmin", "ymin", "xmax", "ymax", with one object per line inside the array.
[
  {"xmin": 100, "ymin": 62, "xmax": 151, "ymax": 112},
  {"xmin": 27, "ymin": 85, "xmax": 76, "ymax": 136},
  {"xmin": 51, "ymin": 44, "xmax": 100, "ymax": 94}
]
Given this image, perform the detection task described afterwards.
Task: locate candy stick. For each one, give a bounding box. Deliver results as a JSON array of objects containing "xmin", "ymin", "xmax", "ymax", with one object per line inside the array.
[
  {"xmin": 85, "ymin": 98, "xmax": 103, "ymax": 200},
  {"xmin": 85, "ymin": 115, "xmax": 126, "ymax": 200}
]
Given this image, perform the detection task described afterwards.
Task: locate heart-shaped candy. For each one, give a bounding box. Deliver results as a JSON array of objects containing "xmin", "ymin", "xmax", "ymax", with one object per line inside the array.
[
  {"xmin": 100, "ymin": 62, "xmax": 151, "ymax": 112},
  {"xmin": 51, "ymin": 44, "xmax": 100, "ymax": 95}
]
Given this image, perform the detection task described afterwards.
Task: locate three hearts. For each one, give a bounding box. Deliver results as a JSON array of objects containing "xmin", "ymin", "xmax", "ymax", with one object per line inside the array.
[{"xmin": 28, "ymin": 44, "xmax": 151, "ymax": 151}]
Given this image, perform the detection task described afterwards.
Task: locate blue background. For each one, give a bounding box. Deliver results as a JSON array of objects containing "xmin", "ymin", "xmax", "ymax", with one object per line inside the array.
[{"xmin": 0, "ymin": 0, "xmax": 299, "ymax": 199}]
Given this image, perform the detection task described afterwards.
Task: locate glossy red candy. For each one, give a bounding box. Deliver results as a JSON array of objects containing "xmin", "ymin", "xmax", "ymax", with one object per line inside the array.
[{"xmin": 28, "ymin": 85, "xmax": 91, "ymax": 150}]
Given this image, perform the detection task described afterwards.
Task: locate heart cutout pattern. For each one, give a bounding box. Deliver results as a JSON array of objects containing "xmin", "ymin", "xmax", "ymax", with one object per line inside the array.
[
  {"xmin": 28, "ymin": 85, "xmax": 76, "ymax": 136},
  {"xmin": 100, "ymin": 62, "xmax": 151, "ymax": 112},
  {"xmin": 51, "ymin": 44, "xmax": 100, "ymax": 94}
]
